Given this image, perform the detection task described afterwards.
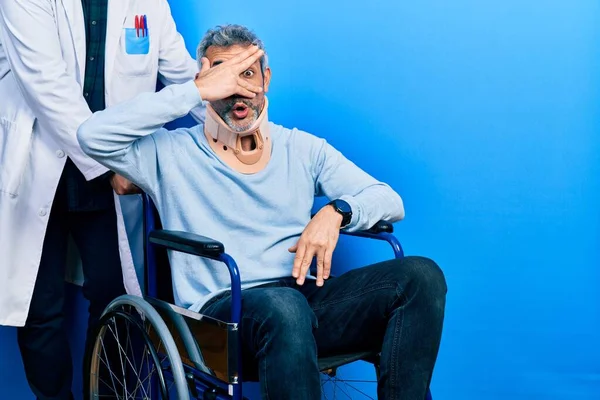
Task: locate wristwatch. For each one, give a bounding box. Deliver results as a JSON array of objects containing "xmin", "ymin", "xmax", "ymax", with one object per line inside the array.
[{"xmin": 327, "ymin": 199, "xmax": 352, "ymax": 228}]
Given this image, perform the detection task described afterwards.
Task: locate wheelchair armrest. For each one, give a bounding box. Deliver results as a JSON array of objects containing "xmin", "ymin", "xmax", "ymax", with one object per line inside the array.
[
  {"xmin": 361, "ymin": 220, "xmax": 394, "ymax": 234},
  {"xmin": 149, "ymin": 229, "xmax": 224, "ymax": 260},
  {"xmin": 149, "ymin": 230, "xmax": 242, "ymax": 324},
  {"xmin": 339, "ymin": 220, "xmax": 403, "ymax": 258}
]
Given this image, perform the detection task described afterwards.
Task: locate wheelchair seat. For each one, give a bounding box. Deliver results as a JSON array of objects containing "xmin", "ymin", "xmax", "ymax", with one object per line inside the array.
[{"xmin": 318, "ymin": 351, "xmax": 379, "ymax": 374}]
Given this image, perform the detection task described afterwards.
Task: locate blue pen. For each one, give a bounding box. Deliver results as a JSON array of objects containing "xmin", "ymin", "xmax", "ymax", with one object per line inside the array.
[{"xmin": 143, "ymin": 15, "xmax": 148, "ymax": 36}]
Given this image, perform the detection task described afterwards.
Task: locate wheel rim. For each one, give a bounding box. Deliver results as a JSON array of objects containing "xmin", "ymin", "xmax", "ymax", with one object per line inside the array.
[{"xmin": 88, "ymin": 306, "xmax": 170, "ymax": 399}]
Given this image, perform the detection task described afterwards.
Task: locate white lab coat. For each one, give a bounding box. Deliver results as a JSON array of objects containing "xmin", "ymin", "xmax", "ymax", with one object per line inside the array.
[{"xmin": 0, "ymin": 0, "xmax": 203, "ymax": 327}]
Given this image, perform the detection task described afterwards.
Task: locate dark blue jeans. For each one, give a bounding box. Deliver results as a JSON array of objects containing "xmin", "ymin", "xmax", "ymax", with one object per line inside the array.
[{"xmin": 200, "ymin": 256, "xmax": 447, "ymax": 399}]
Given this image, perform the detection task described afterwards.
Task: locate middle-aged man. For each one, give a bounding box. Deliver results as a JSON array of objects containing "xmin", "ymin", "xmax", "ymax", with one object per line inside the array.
[
  {"xmin": 78, "ymin": 25, "xmax": 447, "ymax": 399},
  {"xmin": 0, "ymin": 0, "xmax": 204, "ymax": 398}
]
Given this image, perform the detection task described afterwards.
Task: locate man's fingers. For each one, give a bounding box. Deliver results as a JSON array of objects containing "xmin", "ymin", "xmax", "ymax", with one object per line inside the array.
[
  {"xmin": 199, "ymin": 57, "xmax": 210, "ymax": 74},
  {"xmin": 292, "ymin": 242, "xmax": 306, "ymax": 279},
  {"xmin": 235, "ymin": 87, "xmax": 257, "ymax": 99},
  {"xmin": 323, "ymin": 247, "xmax": 332, "ymax": 280},
  {"xmin": 316, "ymin": 249, "xmax": 325, "ymax": 286},
  {"xmin": 220, "ymin": 45, "xmax": 260, "ymax": 69},
  {"xmin": 236, "ymin": 78, "xmax": 263, "ymax": 97},
  {"xmin": 229, "ymin": 44, "xmax": 261, "ymax": 64},
  {"xmin": 235, "ymin": 48, "xmax": 265, "ymax": 72},
  {"xmin": 297, "ymin": 247, "xmax": 314, "ymax": 285}
]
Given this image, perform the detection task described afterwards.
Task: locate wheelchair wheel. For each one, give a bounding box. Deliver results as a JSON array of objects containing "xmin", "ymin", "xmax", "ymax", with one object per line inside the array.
[
  {"xmin": 321, "ymin": 366, "xmax": 434, "ymax": 400},
  {"xmin": 85, "ymin": 295, "xmax": 191, "ymax": 400},
  {"xmin": 321, "ymin": 363, "xmax": 378, "ymax": 400}
]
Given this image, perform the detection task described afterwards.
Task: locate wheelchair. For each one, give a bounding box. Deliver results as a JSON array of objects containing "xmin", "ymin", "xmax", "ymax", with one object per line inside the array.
[{"xmin": 84, "ymin": 193, "xmax": 434, "ymax": 400}]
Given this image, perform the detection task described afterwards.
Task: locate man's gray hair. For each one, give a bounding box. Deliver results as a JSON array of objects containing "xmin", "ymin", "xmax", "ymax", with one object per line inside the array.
[{"xmin": 196, "ymin": 24, "xmax": 268, "ymax": 73}]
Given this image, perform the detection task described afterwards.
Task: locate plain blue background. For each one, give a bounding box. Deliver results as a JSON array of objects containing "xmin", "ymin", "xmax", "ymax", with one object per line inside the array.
[{"xmin": 1, "ymin": 0, "xmax": 599, "ymax": 399}]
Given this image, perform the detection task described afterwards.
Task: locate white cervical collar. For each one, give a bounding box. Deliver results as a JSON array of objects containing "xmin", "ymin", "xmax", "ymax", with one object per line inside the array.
[{"xmin": 204, "ymin": 97, "xmax": 271, "ymax": 174}]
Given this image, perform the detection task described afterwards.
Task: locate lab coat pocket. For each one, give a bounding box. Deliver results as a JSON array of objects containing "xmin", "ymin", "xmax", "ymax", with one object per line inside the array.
[
  {"xmin": 124, "ymin": 28, "xmax": 150, "ymax": 55},
  {"xmin": 0, "ymin": 118, "xmax": 32, "ymax": 197},
  {"xmin": 117, "ymin": 28, "xmax": 152, "ymax": 76}
]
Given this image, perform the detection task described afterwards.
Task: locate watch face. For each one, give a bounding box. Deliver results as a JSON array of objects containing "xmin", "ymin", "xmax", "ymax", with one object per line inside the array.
[
  {"xmin": 331, "ymin": 199, "xmax": 352, "ymax": 227},
  {"xmin": 336, "ymin": 200, "xmax": 352, "ymax": 214}
]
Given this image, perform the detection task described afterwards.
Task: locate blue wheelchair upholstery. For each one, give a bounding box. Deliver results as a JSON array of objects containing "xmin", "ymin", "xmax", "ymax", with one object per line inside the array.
[{"xmin": 141, "ymin": 193, "xmax": 432, "ymax": 400}]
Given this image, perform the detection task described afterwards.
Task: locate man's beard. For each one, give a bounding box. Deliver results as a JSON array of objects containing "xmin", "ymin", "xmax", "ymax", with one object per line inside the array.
[{"xmin": 215, "ymin": 98, "xmax": 262, "ymax": 132}]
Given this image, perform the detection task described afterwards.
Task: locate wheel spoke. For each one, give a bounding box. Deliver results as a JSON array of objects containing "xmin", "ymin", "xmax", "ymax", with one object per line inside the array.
[
  {"xmin": 321, "ymin": 370, "xmax": 377, "ymax": 400},
  {"xmin": 98, "ymin": 334, "xmax": 125, "ymax": 394},
  {"xmin": 107, "ymin": 322, "xmax": 150, "ymax": 398},
  {"xmin": 89, "ymin": 309, "xmax": 174, "ymax": 400}
]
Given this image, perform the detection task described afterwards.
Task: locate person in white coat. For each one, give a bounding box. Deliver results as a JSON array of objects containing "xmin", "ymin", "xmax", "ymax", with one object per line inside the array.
[{"xmin": 0, "ymin": 0, "xmax": 203, "ymax": 398}]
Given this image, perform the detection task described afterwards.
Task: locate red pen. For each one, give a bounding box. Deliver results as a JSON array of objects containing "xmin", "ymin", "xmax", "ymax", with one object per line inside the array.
[{"xmin": 135, "ymin": 15, "xmax": 140, "ymax": 37}]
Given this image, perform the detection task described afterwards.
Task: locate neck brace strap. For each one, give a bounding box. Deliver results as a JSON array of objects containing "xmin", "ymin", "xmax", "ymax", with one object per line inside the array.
[{"xmin": 204, "ymin": 97, "xmax": 271, "ymax": 174}]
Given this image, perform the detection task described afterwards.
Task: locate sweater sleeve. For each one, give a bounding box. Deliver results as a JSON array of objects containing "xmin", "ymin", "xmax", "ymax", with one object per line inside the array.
[
  {"xmin": 298, "ymin": 130, "xmax": 405, "ymax": 232},
  {"xmin": 77, "ymin": 80, "xmax": 203, "ymax": 195}
]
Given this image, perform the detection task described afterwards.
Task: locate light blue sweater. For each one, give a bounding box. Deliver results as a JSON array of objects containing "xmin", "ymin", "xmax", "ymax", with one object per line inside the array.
[{"xmin": 77, "ymin": 80, "xmax": 404, "ymax": 312}]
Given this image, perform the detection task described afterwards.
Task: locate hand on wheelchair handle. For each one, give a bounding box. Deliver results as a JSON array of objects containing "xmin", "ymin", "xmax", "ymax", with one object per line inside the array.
[
  {"xmin": 289, "ymin": 205, "xmax": 343, "ymax": 287},
  {"xmin": 110, "ymin": 173, "xmax": 141, "ymax": 195}
]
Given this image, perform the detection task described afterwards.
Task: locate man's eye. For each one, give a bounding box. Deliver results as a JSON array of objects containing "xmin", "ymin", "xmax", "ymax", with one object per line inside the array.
[{"xmin": 243, "ymin": 70, "xmax": 254, "ymax": 77}]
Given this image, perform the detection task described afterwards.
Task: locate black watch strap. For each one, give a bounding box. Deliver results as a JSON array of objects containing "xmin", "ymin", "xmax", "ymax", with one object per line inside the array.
[{"xmin": 327, "ymin": 199, "xmax": 352, "ymax": 228}]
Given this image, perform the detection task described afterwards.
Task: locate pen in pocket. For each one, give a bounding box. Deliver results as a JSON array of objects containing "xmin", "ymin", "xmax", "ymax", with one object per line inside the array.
[{"xmin": 134, "ymin": 15, "xmax": 148, "ymax": 37}]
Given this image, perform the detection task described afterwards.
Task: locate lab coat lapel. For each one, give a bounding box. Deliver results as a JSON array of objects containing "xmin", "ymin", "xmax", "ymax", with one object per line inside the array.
[
  {"xmin": 105, "ymin": 0, "xmax": 130, "ymax": 90},
  {"xmin": 59, "ymin": 0, "xmax": 86, "ymax": 84}
]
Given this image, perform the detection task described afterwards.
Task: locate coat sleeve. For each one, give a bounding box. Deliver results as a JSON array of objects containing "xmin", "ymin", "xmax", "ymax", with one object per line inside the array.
[
  {"xmin": 0, "ymin": 0, "xmax": 108, "ymax": 180},
  {"xmin": 155, "ymin": 0, "xmax": 205, "ymax": 124}
]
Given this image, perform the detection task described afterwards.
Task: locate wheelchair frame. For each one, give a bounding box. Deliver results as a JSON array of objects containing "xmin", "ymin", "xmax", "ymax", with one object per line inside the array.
[{"xmin": 85, "ymin": 193, "xmax": 434, "ymax": 400}]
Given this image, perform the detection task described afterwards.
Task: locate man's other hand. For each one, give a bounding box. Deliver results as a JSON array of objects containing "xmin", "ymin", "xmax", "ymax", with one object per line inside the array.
[
  {"xmin": 110, "ymin": 174, "xmax": 141, "ymax": 195},
  {"xmin": 194, "ymin": 45, "xmax": 264, "ymax": 102},
  {"xmin": 289, "ymin": 206, "xmax": 343, "ymax": 287}
]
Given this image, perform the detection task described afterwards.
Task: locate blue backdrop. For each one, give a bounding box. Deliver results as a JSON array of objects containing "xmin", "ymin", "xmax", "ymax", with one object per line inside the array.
[
  {"xmin": 167, "ymin": 0, "xmax": 600, "ymax": 398},
  {"xmin": 1, "ymin": 0, "xmax": 598, "ymax": 399}
]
